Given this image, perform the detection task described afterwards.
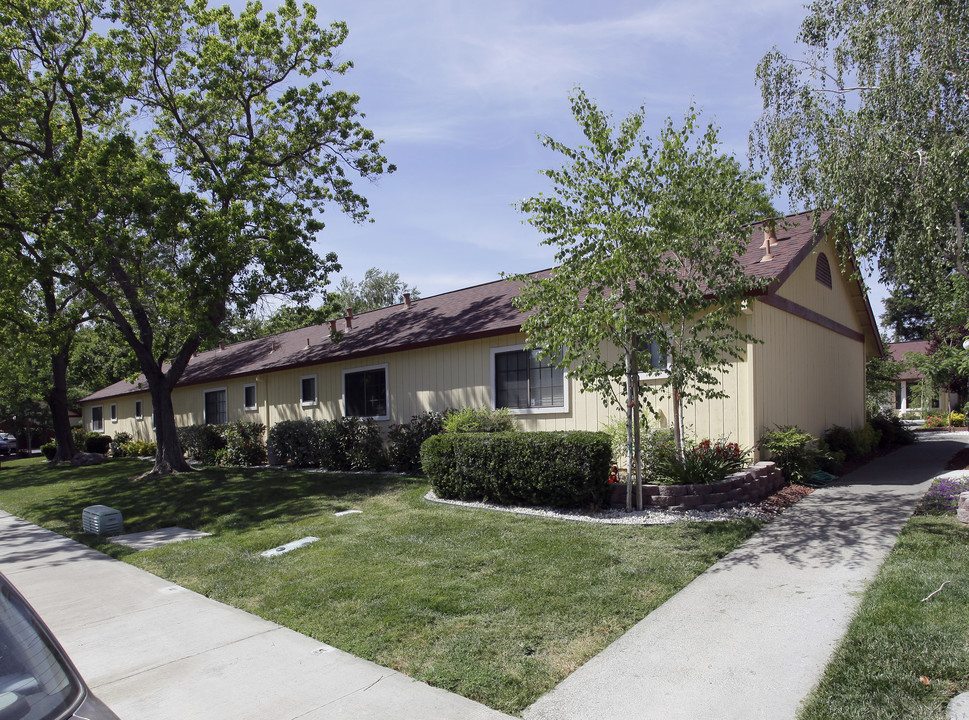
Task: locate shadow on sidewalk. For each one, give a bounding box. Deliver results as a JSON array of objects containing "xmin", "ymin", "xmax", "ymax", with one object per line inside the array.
[{"xmin": 705, "ymin": 438, "xmax": 967, "ymax": 575}]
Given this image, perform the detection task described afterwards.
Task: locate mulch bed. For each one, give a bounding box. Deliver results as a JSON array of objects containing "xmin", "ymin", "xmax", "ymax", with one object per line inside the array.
[
  {"xmin": 756, "ymin": 483, "xmax": 814, "ymax": 519},
  {"xmin": 945, "ymin": 447, "xmax": 969, "ymax": 471}
]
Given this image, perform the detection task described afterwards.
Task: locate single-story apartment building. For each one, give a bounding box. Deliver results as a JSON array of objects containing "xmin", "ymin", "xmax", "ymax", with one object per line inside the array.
[
  {"xmin": 79, "ymin": 210, "xmax": 883, "ymax": 452},
  {"xmin": 887, "ymin": 340, "xmax": 957, "ymax": 415}
]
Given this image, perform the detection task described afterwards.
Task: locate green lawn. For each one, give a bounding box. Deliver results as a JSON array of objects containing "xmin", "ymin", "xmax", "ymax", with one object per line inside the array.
[
  {"xmin": 799, "ymin": 515, "xmax": 969, "ymax": 720},
  {"xmin": 0, "ymin": 457, "xmax": 760, "ymax": 714}
]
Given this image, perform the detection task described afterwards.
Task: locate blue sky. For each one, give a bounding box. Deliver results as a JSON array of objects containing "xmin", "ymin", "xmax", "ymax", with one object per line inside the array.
[{"xmin": 254, "ymin": 0, "xmax": 889, "ymax": 326}]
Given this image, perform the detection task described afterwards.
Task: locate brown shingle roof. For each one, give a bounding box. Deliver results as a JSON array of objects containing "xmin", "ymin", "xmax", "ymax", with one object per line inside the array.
[
  {"xmin": 80, "ymin": 210, "xmax": 844, "ymax": 402},
  {"xmin": 888, "ymin": 340, "xmax": 931, "ymax": 381}
]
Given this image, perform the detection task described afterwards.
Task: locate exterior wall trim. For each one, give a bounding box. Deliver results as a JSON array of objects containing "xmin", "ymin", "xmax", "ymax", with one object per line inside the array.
[{"xmin": 758, "ymin": 294, "xmax": 865, "ymax": 344}]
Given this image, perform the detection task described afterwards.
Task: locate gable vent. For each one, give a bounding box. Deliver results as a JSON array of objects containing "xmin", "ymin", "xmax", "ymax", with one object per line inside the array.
[{"xmin": 815, "ymin": 253, "xmax": 833, "ymax": 288}]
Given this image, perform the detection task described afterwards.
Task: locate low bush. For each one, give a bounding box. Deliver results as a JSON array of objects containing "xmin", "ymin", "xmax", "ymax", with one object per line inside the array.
[
  {"xmin": 388, "ymin": 410, "xmax": 451, "ymax": 473},
  {"xmin": 925, "ymin": 414, "xmax": 947, "ymax": 429},
  {"xmin": 821, "ymin": 425, "xmax": 858, "ymax": 461},
  {"xmin": 40, "ymin": 442, "xmax": 57, "ymax": 461},
  {"xmin": 71, "ymin": 426, "xmax": 94, "ymax": 451},
  {"xmin": 867, "ymin": 412, "xmax": 916, "ymax": 447},
  {"xmin": 177, "ymin": 424, "xmax": 226, "ymax": 465},
  {"xmin": 442, "ymin": 406, "xmax": 516, "ymax": 434},
  {"xmin": 219, "ymin": 421, "xmax": 267, "ymax": 466},
  {"xmin": 84, "ymin": 434, "xmax": 112, "ymax": 454},
  {"xmin": 852, "ymin": 422, "xmax": 881, "ymax": 458},
  {"xmin": 915, "ymin": 476, "xmax": 969, "ymax": 515},
  {"xmin": 119, "ymin": 440, "xmax": 156, "ymax": 457},
  {"xmin": 267, "ymin": 419, "xmax": 322, "ymax": 467},
  {"xmin": 652, "ymin": 439, "xmax": 749, "ymax": 485},
  {"xmin": 759, "ymin": 426, "xmax": 819, "ymax": 484},
  {"xmin": 331, "ymin": 417, "xmax": 388, "ymax": 471},
  {"xmin": 949, "ymin": 412, "xmax": 967, "ymax": 427},
  {"xmin": 110, "ymin": 432, "xmax": 133, "ymax": 456},
  {"xmin": 421, "ymin": 431, "xmax": 611, "ymax": 508},
  {"xmin": 266, "ymin": 417, "xmax": 387, "ymax": 471}
]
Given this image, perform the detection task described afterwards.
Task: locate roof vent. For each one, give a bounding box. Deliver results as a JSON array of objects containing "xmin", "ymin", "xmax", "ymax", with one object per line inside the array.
[
  {"xmin": 759, "ymin": 224, "xmax": 777, "ymax": 263},
  {"xmin": 404, "ymin": 292, "xmax": 412, "ymax": 308},
  {"xmin": 345, "ymin": 308, "xmax": 353, "ymax": 330},
  {"xmin": 218, "ymin": 341, "xmax": 225, "ymax": 350},
  {"xmin": 305, "ymin": 337, "xmax": 311, "ymax": 348}
]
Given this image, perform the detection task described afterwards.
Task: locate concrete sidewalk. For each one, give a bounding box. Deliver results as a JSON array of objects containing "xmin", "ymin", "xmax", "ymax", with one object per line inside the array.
[
  {"xmin": 0, "ymin": 511, "xmax": 513, "ymax": 720},
  {"xmin": 525, "ymin": 432, "xmax": 969, "ymax": 720}
]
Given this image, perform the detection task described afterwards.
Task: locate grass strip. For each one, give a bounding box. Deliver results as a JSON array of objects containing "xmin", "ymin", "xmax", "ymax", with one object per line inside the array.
[
  {"xmin": 0, "ymin": 458, "xmax": 761, "ymax": 714},
  {"xmin": 799, "ymin": 515, "xmax": 969, "ymax": 720}
]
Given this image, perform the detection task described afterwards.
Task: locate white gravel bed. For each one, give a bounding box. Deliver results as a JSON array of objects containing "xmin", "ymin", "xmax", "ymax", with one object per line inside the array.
[{"xmin": 424, "ymin": 490, "xmax": 775, "ymax": 525}]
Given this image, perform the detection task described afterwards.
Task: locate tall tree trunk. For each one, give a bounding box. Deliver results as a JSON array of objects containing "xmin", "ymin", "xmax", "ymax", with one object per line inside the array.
[
  {"xmin": 48, "ymin": 347, "xmax": 76, "ymax": 461},
  {"xmin": 625, "ymin": 347, "xmax": 636, "ymax": 512},
  {"xmin": 146, "ymin": 371, "xmax": 194, "ymax": 475},
  {"xmin": 630, "ymin": 345, "xmax": 642, "ymax": 511}
]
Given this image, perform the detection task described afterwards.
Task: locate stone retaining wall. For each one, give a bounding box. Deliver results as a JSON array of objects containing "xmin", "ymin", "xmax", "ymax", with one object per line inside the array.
[{"xmin": 610, "ymin": 461, "xmax": 786, "ymax": 511}]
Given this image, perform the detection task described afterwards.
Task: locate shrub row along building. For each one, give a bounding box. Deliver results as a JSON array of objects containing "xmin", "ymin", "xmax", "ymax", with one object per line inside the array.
[{"xmin": 79, "ymin": 211, "xmax": 882, "ymax": 453}]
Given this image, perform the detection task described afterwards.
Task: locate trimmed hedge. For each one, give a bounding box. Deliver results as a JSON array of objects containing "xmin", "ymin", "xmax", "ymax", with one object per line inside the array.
[
  {"xmin": 266, "ymin": 417, "xmax": 388, "ymax": 471},
  {"xmin": 421, "ymin": 431, "xmax": 611, "ymax": 508},
  {"xmin": 178, "ymin": 421, "xmax": 266, "ymax": 467},
  {"xmin": 388, "ymin": 410, "xmax": 451, "ymax": 473},
  {"xmin": 84, "ymin": 434, "xmax": 112, "ymax": 454}
]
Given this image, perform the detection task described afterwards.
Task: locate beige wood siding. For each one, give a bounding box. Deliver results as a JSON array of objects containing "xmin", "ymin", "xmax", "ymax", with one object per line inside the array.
[
  {"xmin": 751, "ymin": 301, "xmax": 866, "ymax": 438},
  {"xmin": 774, "ymin": 233, "xmax": 863, "ymax": 333},
  {"xmin": 172, "ymin": 376, "xmax": 271, "ymax": 429}
]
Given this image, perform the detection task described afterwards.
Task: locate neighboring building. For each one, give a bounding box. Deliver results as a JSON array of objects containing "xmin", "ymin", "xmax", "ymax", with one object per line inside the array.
[
  {"xmin": 887, "ymin": 340, "xmax": 956, "ymax": 415},
  {"xmin": 79, "ymin": 211, "xmax": 883, "ymax": 452}
]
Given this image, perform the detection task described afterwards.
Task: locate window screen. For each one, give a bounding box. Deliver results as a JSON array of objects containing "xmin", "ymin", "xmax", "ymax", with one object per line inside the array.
[
  {"xmin": 204, "ymin": 389, "xmax": 227, "ymax": 425},
  {"xmin": 344, "ymin": 368, "xmax": 388, "ymax": 418},
  {"xmin": 495, "ymin": 350, "xmax": 564, "ymax": 409}
]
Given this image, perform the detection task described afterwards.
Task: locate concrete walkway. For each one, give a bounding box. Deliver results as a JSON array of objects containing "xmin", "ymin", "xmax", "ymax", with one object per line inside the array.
[
  {"xmin": 0, "ymin": 511, "xmax": 513, "ymax": 720},
  {"xmin": 524, "ymin": 432, "xmax": 969, "ymax": 720}
]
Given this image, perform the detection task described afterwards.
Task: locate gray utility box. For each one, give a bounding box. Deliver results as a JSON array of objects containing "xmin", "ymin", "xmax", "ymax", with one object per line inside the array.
[{"xmin": 82, "ymin": 505, "xmax": 123, "ymax": 535}]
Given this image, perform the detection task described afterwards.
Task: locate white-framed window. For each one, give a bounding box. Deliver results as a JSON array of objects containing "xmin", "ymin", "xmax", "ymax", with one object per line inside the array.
[
  {"xmin": 204, "ymin": 388, "xmax": 228, "ymax": 425},
  {"xmin": 110, "ymin": 404, "xmax": 118, "ymax": 423},
  {"xmin": 244, "ymin": 384, "xmax": 257, "ymax": 411},
  {"xmin": 300, "ymin": 375, "xmax": 318, "ymax": 407},
  {"xmin": 342, "ymin": 364, "xmax": 389, "ymax": 420},
  {"xmin": 490, "ymin": 345, "xmax": 568, "ymax": 414},
  {"xmin": 638, "ymin": 338, "xmax": 670, "ymax": 380},
  {"xmin": 135, "ymin": 400, "xmax": 144, "ymax": 420},
  {"xmin": 91, "ymin": 405, "xmax": 103, "ymax": 433}
]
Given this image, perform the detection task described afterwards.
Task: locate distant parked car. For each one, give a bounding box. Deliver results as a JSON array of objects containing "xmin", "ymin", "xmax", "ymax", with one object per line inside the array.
[
  {"xmin": 0, "ymin": 572, "xmax": 121, "ymax": 719},
  {"xmin": 0, "ymin": 437, "xmax": 8, "ymax": 456},
  {"xmin": 0, "ymin": 434, "xmax": 17, "ymax": 454}
]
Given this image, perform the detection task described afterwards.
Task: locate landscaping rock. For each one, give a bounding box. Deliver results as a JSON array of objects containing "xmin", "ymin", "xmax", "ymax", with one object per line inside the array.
[
  {"xmin": 948, "ymin": 692, "xmax": 969, "ymax": 719},
  {"xmin": 958, "ymin": 493, "xmax": 969, "ymax": 525},
  {"xmin": 70, "ymin": 452, "xmax": 104, "ymax": 466}
]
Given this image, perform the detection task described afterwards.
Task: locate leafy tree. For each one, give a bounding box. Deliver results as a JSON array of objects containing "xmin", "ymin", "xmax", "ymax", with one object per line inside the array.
[
  {"xmin": 514, "ymin": 89, "xmax": 771, "ymax": 510},
  {"xmin": 69, "ymin": 321, "xmax": 141, "ymax": 398},
  {"xmin": 333, "ymin": 267, "xmax": 420, "ymax": 314},
  {"xmin": 881, "ymin": 283, "xmax": 935, "ymax": 342},
  {"xmin": 753, "ymin": 0, "xmax": 969, "ymax": 321},
  {"xmin": 0, "ymin": 0, "xmax": 393, "ymax": 475},
  {"xmin": 865, "ymin": 354, "xmax": 901, "ymax": 415}
]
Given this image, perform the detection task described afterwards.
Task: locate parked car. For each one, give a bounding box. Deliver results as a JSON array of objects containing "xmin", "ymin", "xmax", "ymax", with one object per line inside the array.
[
  {"xmin": 0, "ymin": 572, "xmax": 121, "ymax": 719},
  {"xmin": 0, "ymin": 434, "xmax": 17, "ymax": 454},
  {"xmin": 0, "ymin": 437, "xmax": 8, "ymax": 456}
]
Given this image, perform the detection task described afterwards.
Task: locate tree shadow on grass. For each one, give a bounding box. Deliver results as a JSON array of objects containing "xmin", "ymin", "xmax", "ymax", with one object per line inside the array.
[{"xmin": 13, "ymin": 459, "xmax": 419, "ymax": 543}]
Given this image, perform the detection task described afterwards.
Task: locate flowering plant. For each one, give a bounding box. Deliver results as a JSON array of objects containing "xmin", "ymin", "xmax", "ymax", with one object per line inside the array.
[
  {"xmin": 915, "ymin": 476, "xmax": 969, "ymax": 515},
  {"xmin": 653, "ymin": 438, "xmax": 750, "ymax": 485}
]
